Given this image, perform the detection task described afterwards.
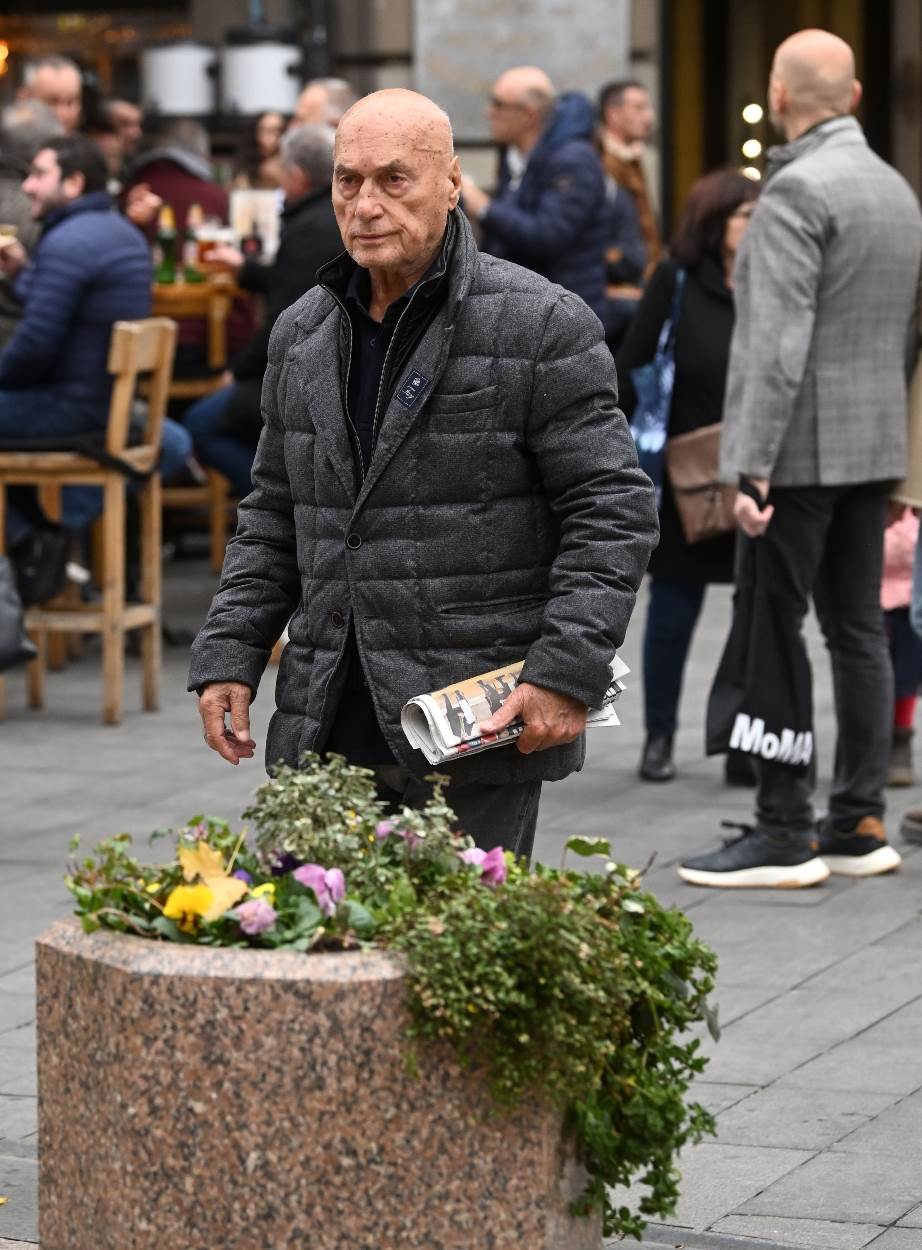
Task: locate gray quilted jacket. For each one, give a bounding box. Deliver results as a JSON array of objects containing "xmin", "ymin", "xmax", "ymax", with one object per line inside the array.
[{"xmin": 188, "ymin": 209, "xmax": 657, "ymax": 784}]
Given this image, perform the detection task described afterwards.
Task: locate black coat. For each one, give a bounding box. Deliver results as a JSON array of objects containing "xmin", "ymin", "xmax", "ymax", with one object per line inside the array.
[
  {"xmin": 617, "ymin": 255, "xmax": 737, "ymax": 584},
  {"xmin": 226, "ymin": 186, "xmax": 344, "ymax": 433}
]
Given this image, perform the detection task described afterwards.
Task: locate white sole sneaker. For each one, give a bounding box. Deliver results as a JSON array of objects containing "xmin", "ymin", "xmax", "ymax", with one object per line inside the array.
[
  {"xmin": 822, "ymin": 846, "xmax": 902, "ymax": 877},
  {"xmin": 677, "ymin": 857, "xmax": 831, "ymax": 889}
]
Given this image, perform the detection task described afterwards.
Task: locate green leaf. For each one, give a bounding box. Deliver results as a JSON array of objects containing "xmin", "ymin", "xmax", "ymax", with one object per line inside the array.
[
  {"xmin": 622, "ymin": 898, "xmax": 646, "ymax": 915},
  {"xmin": 343, "ymin": 899, "xmax": 377, "ymax": 937},
  {"xmin": 565, "ymin": 837, "xmax": 611, "ymax": 858},
  {"xmin": 151, "ymin": 916, "xmax": 184, "ymax": 942}
]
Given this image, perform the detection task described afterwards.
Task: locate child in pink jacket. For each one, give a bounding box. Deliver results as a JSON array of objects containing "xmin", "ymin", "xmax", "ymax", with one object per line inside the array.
[{"xmin": 882, "ymin": 507, "xmax": 922, "ymax": 785}]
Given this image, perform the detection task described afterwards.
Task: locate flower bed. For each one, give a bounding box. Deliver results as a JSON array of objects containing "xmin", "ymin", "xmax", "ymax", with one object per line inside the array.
[{"xmin": 61, "ymin": 754, "xmax": 718, "ymax": 1241}]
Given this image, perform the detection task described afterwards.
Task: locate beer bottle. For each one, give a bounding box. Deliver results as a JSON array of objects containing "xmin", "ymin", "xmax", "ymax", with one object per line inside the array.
[
  {"xmin": 182, "ymin": 203, "xmax": 205, "ymax": 283},
  {"xmin": 153, "ymin": 204, "xmax": 177, "ymax": 284}
]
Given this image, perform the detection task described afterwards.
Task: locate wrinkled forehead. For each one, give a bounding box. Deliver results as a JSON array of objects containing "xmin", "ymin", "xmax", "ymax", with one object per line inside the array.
[{"xmin": 336, "ymin": 108, "xmax": 451, "ymax": 168}]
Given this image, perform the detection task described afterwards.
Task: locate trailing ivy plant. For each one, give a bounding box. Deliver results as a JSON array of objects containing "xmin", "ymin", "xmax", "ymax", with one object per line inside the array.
[{"xmin": 66, "ymin": 752, "xmax": 718, "ymax": 1240}]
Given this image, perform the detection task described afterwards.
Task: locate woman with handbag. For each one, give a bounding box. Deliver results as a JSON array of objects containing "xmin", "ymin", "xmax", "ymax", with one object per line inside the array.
[{"xmin": 616, "ymin": 170, "xmax": 757, "ymax": 782}]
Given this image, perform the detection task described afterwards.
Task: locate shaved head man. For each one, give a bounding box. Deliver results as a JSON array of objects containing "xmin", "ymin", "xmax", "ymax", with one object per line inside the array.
[
  {"xmin": 20, "ymin": 56, "xmax": 82, "ymax": 135},
  {"xmin": 677, "ymin": 30, "xmax": 922, "ymax": 890},
  {"xmin": 333, "ymin": 89, "xmax": 461, "ymax": 316},
  {"xmin": 291, "ymin": 78, "xmax": 358, "ymax": 130},
  {"xmin": 768, "ymin": 28, "xmax": 860, "ymax": 139},
  {"xmin": 191, "ymin": 87, "xmax": 656, "ymax": 864}
]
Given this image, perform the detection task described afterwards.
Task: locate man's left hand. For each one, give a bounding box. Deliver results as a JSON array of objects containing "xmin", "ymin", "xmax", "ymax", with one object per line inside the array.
[
  {"xmin": 480, "ymin": 681, "xmax": 588, "ymax": 754},
  {"xmin": 460, "ymin": 175, "xmax": 491, "ymax": 219},
  {"xmin": 734, "ymin": 478, "xmax": 774, "ymax": 538}
]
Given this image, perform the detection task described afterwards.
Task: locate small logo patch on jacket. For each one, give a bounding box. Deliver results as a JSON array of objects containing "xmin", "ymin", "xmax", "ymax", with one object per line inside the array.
[{"xmin": 394, "ymin": 367, "xmax": 431, "ymax": 409}]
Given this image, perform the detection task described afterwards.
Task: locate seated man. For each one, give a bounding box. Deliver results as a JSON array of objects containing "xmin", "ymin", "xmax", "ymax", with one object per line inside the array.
[
  {"xmin": 185, "ymin": 123, "xmax": 343, "ymax": 498},
  {"xmin": 0, "ymin": 134, "xmax": 190, "ymax": 586}
]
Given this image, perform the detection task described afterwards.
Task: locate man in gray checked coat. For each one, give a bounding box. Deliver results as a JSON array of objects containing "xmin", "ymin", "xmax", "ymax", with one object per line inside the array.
[
  {"xmin": 189, "ymin": 89, "xmax": 657, "ymax": 861},
  {"xmin": 680, "ymin": 29, "xmax": 922, "ymax": 890}
]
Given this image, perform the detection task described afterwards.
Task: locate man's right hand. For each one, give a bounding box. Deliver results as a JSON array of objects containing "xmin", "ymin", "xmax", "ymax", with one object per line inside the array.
[
  {"xmin": 198, "ymin": 681, "xmax": 256, "ymax": 765},
  {"xmin": 0, "ymin": 238, "xmax": 26, "ymax": 279}
]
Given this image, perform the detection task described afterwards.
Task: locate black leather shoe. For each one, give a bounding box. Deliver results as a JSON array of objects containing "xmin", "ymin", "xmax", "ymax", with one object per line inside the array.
[{"xmin": 639, "ymin": 734, "xmax": 675, "ymax": 782}]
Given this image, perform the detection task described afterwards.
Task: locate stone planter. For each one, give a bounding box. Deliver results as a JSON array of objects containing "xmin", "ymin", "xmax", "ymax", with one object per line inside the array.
[{"xmin": 37, "ymin": 919, "xmax": 602, "ymax": 1250}]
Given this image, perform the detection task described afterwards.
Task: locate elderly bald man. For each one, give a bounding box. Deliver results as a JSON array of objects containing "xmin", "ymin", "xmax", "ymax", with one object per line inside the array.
[
  {"xmin": 189, "ymin": 88, "xmax": 657, "ymax": 860},
  {"xmin": 680, "ymin": 30, "xmax": 922, "ymax": 890},
  {"xmin": 461, "ymin": 67, "xmax": 609, "ymax": 327}
]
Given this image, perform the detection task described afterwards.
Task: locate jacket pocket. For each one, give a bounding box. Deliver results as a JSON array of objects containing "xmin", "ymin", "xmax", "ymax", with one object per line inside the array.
[
  {"xmin": 438, "ymin": 593, "xmax": 549, "ymax": 618},
  {"xmin": 425, "ymin": 384, "xmax": 498, "ymax": 416}
]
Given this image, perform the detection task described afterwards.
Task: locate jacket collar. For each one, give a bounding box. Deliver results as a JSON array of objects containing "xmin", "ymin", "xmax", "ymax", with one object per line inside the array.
[
  {"xmin": 41, "ymin": 190, "xmax": 113, "ymax": 234},
  {"xmin": 765, "ymin": 114, "xmax": 863, "ymax": 179},
  {"xmin": 281, "ymin": 185, "xmax": 334, "ymax": 222}
]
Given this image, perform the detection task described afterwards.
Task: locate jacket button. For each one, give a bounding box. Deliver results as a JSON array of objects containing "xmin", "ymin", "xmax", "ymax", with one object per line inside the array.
[
  {"xmin": 345, "ymin": 532, "xmax": 362, "ymax": 550},
  {"xmin": 330, "ymin": 610, "xmax": 345, "ymax": 628}
]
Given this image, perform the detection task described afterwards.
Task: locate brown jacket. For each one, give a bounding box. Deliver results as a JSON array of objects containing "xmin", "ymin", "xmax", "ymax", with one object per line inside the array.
[{"xmin": 598, "ymin": 131, "xmax": 662, "ymax": 276}]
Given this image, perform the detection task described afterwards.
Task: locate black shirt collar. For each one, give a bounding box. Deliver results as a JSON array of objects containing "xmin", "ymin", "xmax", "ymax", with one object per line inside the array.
[{"xmin": 344, "ymin": 256, "xmax": 441, "ymax": 327}]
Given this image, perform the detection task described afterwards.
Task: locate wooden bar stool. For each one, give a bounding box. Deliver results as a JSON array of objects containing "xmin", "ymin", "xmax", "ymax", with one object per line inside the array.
[{"xmin": 0, "ymin": 318, "xmax": 177, "ymax": 724}]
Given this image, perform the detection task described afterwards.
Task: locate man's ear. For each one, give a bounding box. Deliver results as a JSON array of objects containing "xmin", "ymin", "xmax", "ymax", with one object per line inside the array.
[
  {"xmin": 62, "ymin": 170, "xmax": 86, "ymax": 201},
  {"xmin": 850, "ymin": 79, "xmax": 863, "ymax": 113},
  {"xmin": 447, "ymin": 155, "xmax": 462, "ymax": 210}
]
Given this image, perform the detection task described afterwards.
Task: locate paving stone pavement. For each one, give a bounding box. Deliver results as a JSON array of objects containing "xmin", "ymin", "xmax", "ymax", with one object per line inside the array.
[{"xmin": 2, "ymin": 558, "xmax": 921, "ymax": 1250}]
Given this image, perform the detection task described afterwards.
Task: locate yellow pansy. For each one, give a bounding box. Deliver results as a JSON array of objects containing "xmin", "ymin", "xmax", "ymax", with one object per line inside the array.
[
  {"xmin": 163, "ymin": 884, "xmax": 215, "ymax": 933},
  {"xmin": 178, "ymin": 840, "xmax": 226, "ymax": 883},
  {"xmin": 251, "ymin": 882, "xmax": 275, "ymax": 901}
]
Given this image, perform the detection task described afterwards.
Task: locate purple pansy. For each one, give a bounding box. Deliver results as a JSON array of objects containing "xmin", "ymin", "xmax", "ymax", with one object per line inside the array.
[
  {"xmin": 293, "ymin": 864, "xmax": 346, "ymax": 916},
  {"xmin": 460, "ymin": 845, "xmax": 508, "ymax": 887},
  {"xmin": 232, "ymin": 869, "xmax": 253, "ymax": 884},
  {"xmin": 236, "ymin": 897, "xmax": 278, "ymax": 935}
]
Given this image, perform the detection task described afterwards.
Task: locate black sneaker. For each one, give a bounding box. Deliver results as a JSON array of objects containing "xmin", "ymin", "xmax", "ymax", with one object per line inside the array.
[
  {"xmin": 678, "ymin": 822, "xmax": 830, "ymax": 889},
  {"xmin": 9, "ymin": 524, "xmax": 71, "ymax": 607},
  {"xmin": 817, "ymin": 817, "xmax": 902, "ymax": 877}
]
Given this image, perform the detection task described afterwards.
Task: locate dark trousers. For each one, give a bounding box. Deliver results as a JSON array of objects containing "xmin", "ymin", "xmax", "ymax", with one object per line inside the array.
[
  {"xmin": 750, "ymin": 482, "xmax": 892, "ymax": 835},
  {"xmin": 643, "ymin": 578, "xmax": 706, "ymax": 736},
  {"xmin": 885, "ymin": 607, "xmax": 922, "ymax": 701},
  {"xmin": 372, "ymin": 764, "xmax": 542, "ymax": 862}
]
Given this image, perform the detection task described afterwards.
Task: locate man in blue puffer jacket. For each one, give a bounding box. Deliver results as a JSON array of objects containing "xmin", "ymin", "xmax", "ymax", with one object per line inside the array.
[
  {"xmin": 0, "ymin": 133, "xmax": 190, "ymax": 555},
  {"xmin": 461, "ymin": 67, "xmax": 608, "ymax": 327}
]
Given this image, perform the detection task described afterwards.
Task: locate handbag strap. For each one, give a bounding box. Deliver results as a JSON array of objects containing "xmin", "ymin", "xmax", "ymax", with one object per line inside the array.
[{"xmin": 654, "ymin": 266, "xmax": 686, "ymax": 358}]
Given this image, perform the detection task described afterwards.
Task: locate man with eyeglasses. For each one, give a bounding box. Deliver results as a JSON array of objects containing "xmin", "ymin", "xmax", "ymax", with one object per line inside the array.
[{"xmin": 460, "ymin": 66, "xmax": 608, "ymax": 328}]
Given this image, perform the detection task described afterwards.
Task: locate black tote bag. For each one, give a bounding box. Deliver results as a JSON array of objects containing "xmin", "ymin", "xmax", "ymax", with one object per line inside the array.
[{"xmin": 705, "ymin": 534, "xmax": 814, "ymax": 772}]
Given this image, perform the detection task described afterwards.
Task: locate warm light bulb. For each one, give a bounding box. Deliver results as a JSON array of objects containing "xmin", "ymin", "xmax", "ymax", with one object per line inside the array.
[
  {"xmin": 742, "ymin": 103, "xmax": 763, "ymax": 125},
  {"xmin": 742, "ymin": 166, "xmax": 762, "ymax": 181},
  {"xmin": 741, "ymin": 139, "xmax": 762, "ymax": 159}
]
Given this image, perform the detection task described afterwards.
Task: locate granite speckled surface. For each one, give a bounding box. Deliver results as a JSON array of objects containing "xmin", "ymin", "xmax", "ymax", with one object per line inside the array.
[{"xmin": 37, "ymin": 919, "xmax": 601, "ymax": 1249}]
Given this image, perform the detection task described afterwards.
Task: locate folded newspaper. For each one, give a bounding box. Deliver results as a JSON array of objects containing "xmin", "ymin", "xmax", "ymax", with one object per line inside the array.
[{"xmin": 401, "ymin": 656, "xmax": 630, "ymax": 766}]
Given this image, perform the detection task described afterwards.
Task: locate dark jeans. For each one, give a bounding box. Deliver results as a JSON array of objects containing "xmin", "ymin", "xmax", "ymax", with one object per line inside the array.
[
  {"xmin": 643, "ymin": 578, "xmax": 706, "ymax": 736},
  {"xmin": 185, "ymin": 384, "xmax": 257, "ymax": 499},
  {"xmin": 885, "ymin": 607, "xmax": 922, "ymax": 700},
  {"xmin": 0, "ymin": 386, "xmax": 191, "ymax": 542},
  {"xmin": 749, "ymin": 482, "xmax": 892, "ymax": 835},
  {"xmin": 372, "ymin": 763, "xmax": 542, "ymax": 863}
]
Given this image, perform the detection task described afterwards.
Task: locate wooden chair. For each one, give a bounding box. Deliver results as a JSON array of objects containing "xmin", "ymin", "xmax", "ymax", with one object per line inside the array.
[
  {"xmin": 0, "ymin": 318, "xmax": 177, "ymax": 724},
  {"xmin": 153, "ymin": 275, "xmax": 239, "ymax": 572}
]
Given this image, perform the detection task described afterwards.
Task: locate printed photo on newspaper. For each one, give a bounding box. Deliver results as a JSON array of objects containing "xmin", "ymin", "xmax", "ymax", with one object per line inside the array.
[{"xmin": 401, "ymin": 657, "xmax": 630, "ymax": 766}]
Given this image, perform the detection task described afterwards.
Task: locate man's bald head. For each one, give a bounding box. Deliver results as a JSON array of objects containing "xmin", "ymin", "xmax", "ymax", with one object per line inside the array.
[
  {"xmin": 769, "ymin": 29, "xmax": 860, "ymax": 138},
  {"xmin": 487, "ymin": 66, "xmax": 556, "ymax": 151},
  {"xmin": 332, "ymin": 89, "xmax": 461, "ymax": 296}
]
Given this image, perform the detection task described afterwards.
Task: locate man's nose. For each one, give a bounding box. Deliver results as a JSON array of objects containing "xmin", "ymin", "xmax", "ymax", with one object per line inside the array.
[{"xmin": 355, "ymin": 181, "xmax": 383, "ymax": 217}]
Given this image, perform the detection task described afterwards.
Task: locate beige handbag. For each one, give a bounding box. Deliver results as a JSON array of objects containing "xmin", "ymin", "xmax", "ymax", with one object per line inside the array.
[{"xmin": 664, "ymin": 424, "xmax": 737, "ymax": 544}]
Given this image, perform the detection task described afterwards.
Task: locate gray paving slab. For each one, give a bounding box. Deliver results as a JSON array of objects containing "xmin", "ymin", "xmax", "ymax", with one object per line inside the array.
[
  {"xmin": 0, "ymin": 1239, "xmax": 38, "ymax": 1249},
  {"xmin": 715, "ymin": 1087, "xmax": 897, "ymax": 1151},
  {"xmin": 834, "ymin": 1089, "xmax": 922, "ymax": 1155},
  {"xmin": 692, "ymin": 1082, "xmax": 761, "ymax": 1117},
  {"xmin": 896, "ymin": 1204, "xmax": 922, "ymax": 1227},
  {"xmin": 741, "ymin": 1151, "xmax": 922, "ymax": 1225},
  {"xmin": 0, "ymin": 1153, "xmax": 37, "ymax": 1243},
  {"xmin": 0, "ymin": 1099, "xmax": 35, "ymax": 1143},
  {"xmin": 616, "ymin": 1142, "xmax": 814, "ymax": 1231},
  {"xmin": 0, "ymin": 1000, "xmax": 33, "ymax": 1041},
  {"xmin": 711, "ymin": 1215, "xmax": 885, "ymax": 1249},
  {"xmin": 862, "ymin": 1231, "xmax": 922, "ymax": 1249}
]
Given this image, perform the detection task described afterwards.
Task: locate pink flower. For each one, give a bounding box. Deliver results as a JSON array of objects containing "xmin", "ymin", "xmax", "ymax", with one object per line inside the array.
[
  {"xmin": 460, "ymin": 845, "xmax": 507, "ymax": 887},
  {"xmin": 375, "ymin": 819, "xmax": 421, "ymax": 848},
  {"xmin": 375, "ymin": 820, "xmax": 396, "ymax": 840},
  {"xmin": 293, "ymin": 864, "xmax": 346, "ymax": 916},
  {"xmin": 236, "ymin": 897, "xmax": 277, "ymax": 935}
]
